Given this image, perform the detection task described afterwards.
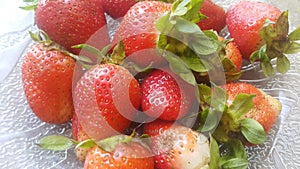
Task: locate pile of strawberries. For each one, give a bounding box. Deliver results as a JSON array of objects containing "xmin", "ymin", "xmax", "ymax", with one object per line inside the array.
[{"xmin": 20, "ymin": 0, "xmax": 300, "ymax": 168}]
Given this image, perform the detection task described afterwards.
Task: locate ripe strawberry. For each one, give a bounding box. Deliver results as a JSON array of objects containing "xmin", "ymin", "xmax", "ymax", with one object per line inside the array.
[
  {"xmin": 35, "ymin": 0, "xmax": 109, "ymax": 54},
  {"xmin": 72, "ymin": 114, "xmax": 91, "ymax": 162},
  {"xmin": 197, "ymin": 0, "xmax": 226, "ymax": 32},
  {"xmin": 22, "ymin": 43, "xmax": 75, "ymax": 124},
  {"xmin": 226, "ymin": 1, "xmax": 281, "ymax": 60},
  {"xmin": 101, "ymin": 0, "xmax": 138, "ymax": 19},
  {"xmin": 141, "ymin": 69, "xmax": 195, "ymax": 121},
  {"xmin": 220, "ymin": 37, "xmax": 243, "ymax": 72},
  {"xmin": 222, "ymin": 82, "xmax": 282, "ymax": 133},
  {"xmin": 84, "ymin": 135, "xmax": 154, "ymax": 169},
  {"xmin": 143, "ymin": 120, "xmax": 210, "ymax": 169},
  {"xmin": 73, "ymin": 63, "xmax": 141, "ymax": 140},
  {"xmin": 112, "ymin": 1, "xmax": 172, "ymax": 67}
]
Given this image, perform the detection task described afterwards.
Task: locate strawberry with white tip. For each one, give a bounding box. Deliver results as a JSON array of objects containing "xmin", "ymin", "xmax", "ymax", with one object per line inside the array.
[{"xmin": 144, "ymin": 120, "xmax": 210, "ymax": 169}]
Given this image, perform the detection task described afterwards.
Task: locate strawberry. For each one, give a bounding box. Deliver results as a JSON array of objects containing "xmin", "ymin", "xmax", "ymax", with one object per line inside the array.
[
  {"xmin": 35, "ymin": 0, "xmax": 110, "ymax": 54},
  {"xmin": 222, "ymin": 82, "xmax": 282, "ymax": 133},
  {"xmin": 220, "ymin": 37, "xmax": 243, "ymax": 72},
  {"xmin": 37, "ymin": 134, "xmax": 154, "ymax": 168},
  {"xmin": 141, "ymin": 68, "xmax": 195, "ymax": 121},
  {"xmin": 226, "ymin": 1, "xmax": 281, "ymax": 60},
  {"xmin": 197, "ymin": 0, "xmax": 226, "ymax": 32},
  {"xmin": 112, "ymin": 1, "xmax": 172, "ymax": 67},
  {"xmin": 73, "ymin": 63, "xmax": 141, "ymax": 140},
  {"xmin": 101, "ymin": 0, "xmax": 138, "ymax": 19},
  {"xmin": 143, "ymin": 120, "xmax": 210, "ymax": 169},
  {"xmin": 199, "ymin": 82, "xmax": 282, "ymax": 145},
  {"xmin": 84, "ymin": 135, "xmax": 154, "ymax": 169},
  {"xmin": 22, "ymin": 35, "xmax": 75, "ymax": 124},
  {"xmin": 72, "ymin": 114, "xmax": 91, "ymax": 162},
  {"xmin": 226, "ymin": 1, "xmax": 300, "ymax": 76}
]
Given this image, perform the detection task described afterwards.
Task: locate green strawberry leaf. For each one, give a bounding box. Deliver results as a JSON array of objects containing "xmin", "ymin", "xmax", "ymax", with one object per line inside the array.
[
  {"xmin": 260, "ymin": 19, "xmax": 277, "ymax": 44},
  {"xmin": 38, "ymin": 135, "xmax": 74, "ymax": 151},
  {"xmin": 198, "ymin": 84, "xmax": 212, "ymax": 103},
  {"xmin": 275, "ymin": 11, "xmax": 289, "ymax": 38},
  {"xmin": 171, "ymin": 0, "xmax": 189, "ymax": 17},
  {"xmin": 221, "ymin": 139, "xmax": 247, "ymax": 161},
  {"xmin": 219, "ymin": 139, "xmax": 249, "ymax": 169},
  {"xmin": 163, "ymin": 52, "xmax": 197, "ymax": 86},
  {"xmin": 75, "ymin": 139, "xmax": 97, "ymax": 149},
  {"xmin": 180, "ymin": 53, "xmax": 208, "ymax": 72},
  {"xmin": 212, "ymin": 125, "xmax": 230, "ymax": 143},
  {"xmin": 288, "ymin": 27, "xmax": 300, "ymax": 41},
  {"xmin": 96, "ymin": 135, "xmax": 132, "ymax": 152},
  {"xmin": 221, "ymin": 158, "xmax": 248, "ymax": 169},
  {"xmin": 198, "ymin": 108, "xmax": 220, "ymax": 132},
  {"xmin": 211, "ymin": 85, "xmax": 227, "ymax": 113},
  {"xmin": 156, "ymin": 13, "xmax": 174, "ymax": 34},
  {"xmin": 227, "ymin": 94, "xmax": 255, "ymax": 121},
  {"xmin": 20, "ymin": 0, "xmax": 39, "ymax": 10},
  {"xmin": 261, "ymin": 61, "xmax": 275, "ymax": 77},
  {"xmin": 20, "ymin": 4, "xmax": 37, "ymax": 10},
  {"xmin": 240, "ymin": 118, "xmax": 266, "ymax": 144},
  {"xmin": 171, "ymin": 0, "xmax": 204, "ymax": 23},
  {"xmin": 222, "ymin": 58, "xmax": 242, "ymax": 82},
  {"xmin": 209, "ymin": 134, "xmax": 221, "ymax": 169},
  {"xmin": 190, "ymin": 32, "xmax": 218, "ymax": 56},
  {"xmin": 285, "ymin": 42, "xmax": 300, "ymax": 54},
  {"xmin": 276, "ymin": 54, "xmax": 290, "ymax": 74},
  {"xmin": 174, "ymin": 17, "xmax": 201, "ymax": 34}
]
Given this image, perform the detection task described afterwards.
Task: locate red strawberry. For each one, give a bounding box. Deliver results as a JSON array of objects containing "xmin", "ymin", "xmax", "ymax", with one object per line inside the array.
[
  {"xmin": 143, "ymin": 120, "xmax": 210, "ymax": 169},
  {"xmin": 35, "ymin": 0, "xmax": 109, "ymax": 54},
  {"xmin": 73, "ymin": 63, "xmax": 141, "ymax": 140},
  {"xmin": 197, "ymin": 0, "xmax": 226, "ymax": 32},
  {"xmin": 101, "ymin": 0, "xmax": 138, "ymax": 19},
  {"xmin": 226, "ymin": 1, "xmax": 281, "ymax": 60},
  {"xmin": 141, "ymin": 68, "xmax": 195, "ymax": 121},
  {"xmin": 112, "ymin": 1, "xmax": 172, "ymax": 67},
  {"xmin": 84, "ymin": 135, "xmax": 154, "ymax": 169},
  {"xmin": 219, "ymin": 37, "xmax": 242, "ymax": 72},
  {"xmin": 22, "ymin": 43, "xmax": 75, "ymax": 124},
  {"xmin": 72, "ymin": 114, "xmax": 91, "ymax": 161},
  {"xmin": 222, "ymin": 82, "xmax": 282, "ymax": 133}
]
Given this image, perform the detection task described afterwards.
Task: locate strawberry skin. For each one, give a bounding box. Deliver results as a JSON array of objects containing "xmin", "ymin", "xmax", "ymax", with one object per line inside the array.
[
  {"xmin": 112, "ymin": 1, "xmax": 172, "ymax": 67},
  {"xmin": 144, "ymin": 120, "xmax": 210, "ymax": 169},
  {"xmin": 84, "ymin": 142, "xmax": 154, "ymax": 169},
  {"xmin": 141, "ymin": 69, "xmax": 195, "ymax": 121},
  {"xmin": 222, "ymin": 38, "xmax": 243, "ymax": 72},
  {"xmin": 22, "ymin": 43, "xmax": 75, "ymax": 124},
  {"xmin": 74, "ymin": 64, "xmax": 141, "ymax": 140},
  {"xmin": 197, "ymin": 0, "xmax": 226, "ymax": 32},
  {"xmin": 101, "ymin": 0, "xmax": 138, "ymax": 19},
  {"xmin": 35, "ymin": 0, "xmax": 109, "ymax": 54},
  {"xmin": 226, "ymin": 1, "xmax": 281, "ymax": 60},
  {"xmin": 223, "ymin": 82, "xmax": 282, "ymax": 133},
  {"xmin": 72, "ymin": 114, "xmax": 91, "ymax": 162}
]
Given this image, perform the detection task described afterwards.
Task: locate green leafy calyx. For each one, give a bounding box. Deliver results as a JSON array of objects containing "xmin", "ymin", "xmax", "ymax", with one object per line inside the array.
[{"xmin": 250, "ymin": 11, "xmax": 300, "ymax": 76}]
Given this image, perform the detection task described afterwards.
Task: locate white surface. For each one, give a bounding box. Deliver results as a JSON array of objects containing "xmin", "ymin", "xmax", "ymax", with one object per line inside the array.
[{"xmin": 0, "ymin": 1, "xmax": 34, "ymax": 82}]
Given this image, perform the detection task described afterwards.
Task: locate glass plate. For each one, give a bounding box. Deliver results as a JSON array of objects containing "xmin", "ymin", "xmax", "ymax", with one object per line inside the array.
[{"xmin": 0, "ymin": 0, "xmax": 299, "ymax": 168}]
